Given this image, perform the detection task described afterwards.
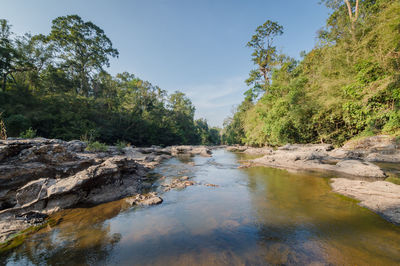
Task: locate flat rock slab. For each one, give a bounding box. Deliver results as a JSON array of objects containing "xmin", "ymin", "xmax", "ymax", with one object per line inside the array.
[{"xmin": 331, "ymin": 178, "xmax": 400, "ymax": 224}]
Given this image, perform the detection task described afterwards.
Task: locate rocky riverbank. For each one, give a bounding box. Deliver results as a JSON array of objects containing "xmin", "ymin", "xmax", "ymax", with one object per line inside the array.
[
  {"xmin": 0, "ymin": 138, "xmax": 212, "ymax": 243},
  {"xmin": 229, "ymin": 135, "xmax": 400, "ymax": 224}
]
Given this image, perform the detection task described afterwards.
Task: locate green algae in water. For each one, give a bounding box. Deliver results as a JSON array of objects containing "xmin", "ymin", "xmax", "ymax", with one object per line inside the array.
[
  {"xmin": 0, "ymin": 218, "xmax": 60, "ymax": 253},
  {"xmin": 386, "ymin": 175, "xmax": 400, "ymax": 185},
  {"xmin": 333, "ymin": 192, "xmax": 361, "ymax": 203}
]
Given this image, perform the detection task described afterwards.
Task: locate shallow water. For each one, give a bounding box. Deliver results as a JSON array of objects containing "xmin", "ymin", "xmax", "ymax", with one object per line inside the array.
[{"xmin": 2, "ymin": 149, "xmax": 400, "ymax": 265}]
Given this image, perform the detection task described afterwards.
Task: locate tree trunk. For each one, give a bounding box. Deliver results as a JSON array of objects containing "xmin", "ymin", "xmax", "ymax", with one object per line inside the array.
[
  {"xmin": 344, "ymin": 0, "xmax": 359, "ymax": 42},
  {"xmin": 2, "ymin": 74, "xmax": 6, "ymax": 92}
]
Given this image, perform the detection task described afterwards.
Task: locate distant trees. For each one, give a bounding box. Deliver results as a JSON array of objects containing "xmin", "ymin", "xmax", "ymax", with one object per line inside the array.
[{"xmin": 0, "ymin": 15, "xmax": 221, "ymax": 146}]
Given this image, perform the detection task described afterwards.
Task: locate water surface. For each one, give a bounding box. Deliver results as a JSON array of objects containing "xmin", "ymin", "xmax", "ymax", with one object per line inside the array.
[{"xmin": 2, "ymin": 149, "xmax": 400, "ymax": 265}]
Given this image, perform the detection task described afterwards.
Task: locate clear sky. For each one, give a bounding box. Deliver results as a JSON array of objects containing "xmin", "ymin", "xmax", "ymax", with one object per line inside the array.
[{"xmin": 2, "ymin": 0, "xmax": 330, "ymax": 127}]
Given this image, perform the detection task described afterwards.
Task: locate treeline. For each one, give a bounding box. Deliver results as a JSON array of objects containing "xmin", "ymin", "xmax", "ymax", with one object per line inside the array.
[
  {"xmin": 223, "ymin": 0, "xmax": 400, "ymax": 146},
  {"xmin": 0, "ymin": 15, "xmax": 221, "ymax": 146}
]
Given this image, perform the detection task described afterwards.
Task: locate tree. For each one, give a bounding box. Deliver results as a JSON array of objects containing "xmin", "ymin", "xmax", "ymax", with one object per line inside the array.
[
  {"xmin": 321, "ymin": 0, "xmax": 361, "ymax": 41},
  {"xmin": 246, "ymin": 20, "xmax": 283, "ymax": 97},
  {"xmin": 168, "ymin": 91, "xmax": 197, "ymax": 144},
  {"xmin": 0, "ymin": 20, "xmax": 32, "ymax": 91},
  {"xmin": 48, "ymin": 15, "xmax": 118, "ymax": 95}
]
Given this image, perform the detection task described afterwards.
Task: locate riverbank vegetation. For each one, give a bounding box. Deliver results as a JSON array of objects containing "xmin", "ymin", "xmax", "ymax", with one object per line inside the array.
[
  {"xmin": 0, "ymin": 15, "xmax": 220, "ymax": 146},
  {"xmin": 223, "ymin": 0, "xmax": 400, "ymax": 146}
]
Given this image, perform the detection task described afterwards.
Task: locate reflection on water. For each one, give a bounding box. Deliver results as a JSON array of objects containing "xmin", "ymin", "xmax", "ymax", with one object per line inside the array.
[{"xmin": 2, "ymin": 150, "xmax": 400, "ymax": 265}]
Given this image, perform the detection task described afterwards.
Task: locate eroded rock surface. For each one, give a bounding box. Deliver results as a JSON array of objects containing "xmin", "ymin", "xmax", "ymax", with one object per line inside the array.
[
  {"xmin": 171, "ymin": 146, "xmax": 212, "ymax": 157},
  {"xmin": 0, "ymin": 138, "xmax": 213, "ymax": 243},
  {"xmin": 230, "ymin": 137, "xmax": 399, "ymax": 178},
  {"xmin": 331, "ymin": 178, "xmax": 400, "ymax": 224},
  {"xmin": 247, "ymin": 144, "xmax": 386, "ymax": 178}
]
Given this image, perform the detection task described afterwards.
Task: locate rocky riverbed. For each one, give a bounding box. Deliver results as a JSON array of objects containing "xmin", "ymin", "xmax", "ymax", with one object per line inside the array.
[
  {"xmin": 229, "ymin": 135, "xmax": 400, "ymax": 224},
  {"xmin": 0, "ymin": 138, "xmax": 212, "ymax": 243},
  {"xmin": 1, "ymin": 135, "xmax": 399, "ymax": 247}
]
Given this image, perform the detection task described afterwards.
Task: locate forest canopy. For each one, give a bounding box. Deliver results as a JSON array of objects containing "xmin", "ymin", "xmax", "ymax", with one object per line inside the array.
[{"xmin": 0, "ymin": 15, "xmax": 221, "ymax": 146}]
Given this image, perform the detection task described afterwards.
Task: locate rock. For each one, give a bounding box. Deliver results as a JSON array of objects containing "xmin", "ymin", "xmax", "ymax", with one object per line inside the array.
[
  {"xmin": 243, "ymin": 147, "xmax": 273, "ymax": 155},
  {"xmin": 140, "ymin": 196, "xmax": 163, "ymax": 206},
  {"xmin": 342, "ymin": 135, "xmax": 398, "ymax": 151},
  {"xmin": 204, "ymin": 183, "xmax": 219, "ymax": 187},
  {"xmin": 0, "ymin": 138, "xmax": 215, "ymax": 243},
  {"xmin": 335, "ymin": 160, "xmax": 386, "ymax": 178},
  {"xmin": 16, "ymin": 178, "xmax": 48, "ymax": 206},
  {"xmin": 341, "ymin": 135, "xmax": 400, "ymax": 163},
  {"xmin": 16, "ymin": 211, "xmax": 48, "ymax": 224},
  {"xmin": 162, "ymin": 178, "xmax": 197, "ymax": 191},
  {"xmin": 181, "ymin": 176, "xmax": 189, "ymax": 180},
  {"xmin": 248, "ymin": 144, "xmax": 386, "ymax": 178},
  {"xmin": 226, "ymin": 146, "xmax": 248, "ymax": 152},
  {"xmin": 171, "ymin": 145, "xmax": 212, "ymax": 157},
  {"xmin": 66, "ymin": 140, "xmax": 87, "ymax": 152},
  {"xmin": 126, "ymin": 192, "xmax": 163, "ymax": 206},
  {"xmin": 331, "ymin": 178, "xmax": 400, "ymax": 224}
]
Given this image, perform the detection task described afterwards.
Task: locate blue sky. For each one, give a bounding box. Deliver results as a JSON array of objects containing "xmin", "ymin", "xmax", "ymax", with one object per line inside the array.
[{"xmin": 2, "ymin": 0, "xmax": 330, "ymax": 126}]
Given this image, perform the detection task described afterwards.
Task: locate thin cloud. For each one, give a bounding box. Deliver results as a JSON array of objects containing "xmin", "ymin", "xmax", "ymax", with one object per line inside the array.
[{"xmin": 185, "ymin": 76, "xmax": 247, "ymax": 127}]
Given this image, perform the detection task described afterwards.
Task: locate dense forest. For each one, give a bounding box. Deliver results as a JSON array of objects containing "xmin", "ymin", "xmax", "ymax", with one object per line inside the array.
[
  {"xmin": 223, "ymin": 0, "xmax": 400, "ymax": 146},
  {"xmin": 0, "ymin": 15, "xmax": 221, "ymax": 146}
]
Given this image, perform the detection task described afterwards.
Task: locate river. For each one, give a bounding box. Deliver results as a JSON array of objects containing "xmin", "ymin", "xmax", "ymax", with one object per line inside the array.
[{"xmin": 2, "ymin": 149, "xmax": 400, "ymax": 265}]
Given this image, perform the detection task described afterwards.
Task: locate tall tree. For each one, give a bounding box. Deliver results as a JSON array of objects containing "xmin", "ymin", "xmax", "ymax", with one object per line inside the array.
[
  {"xmin": 0, "ymin": 20, "xmax": 32, "ymax": 91},
  {"xmin": 48, "ymin": 15, "xmax": 119, "ymax": 95},
  {"xmin": 321, "ymin": 0, "xmax": 361, "ymax": 41},
  {"xmin": 246, "ymin": 20, "xmax": 283, "ymax": 98}
]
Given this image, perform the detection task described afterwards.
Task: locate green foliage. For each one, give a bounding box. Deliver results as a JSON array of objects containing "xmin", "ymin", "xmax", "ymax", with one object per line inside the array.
[
  {"xmin": 86, "ymin": 141, "xmax": 108, "ymax": 152},
  {"xmin": 115, "ymin": 140, "xmax": 130, "ymax": 151},
  {"xmin": 195, "ymin": 118, "xmax": 221, "ymax": 145},
  {"xmin": 48, "ymin": 15, "xmax": 118, "ymax": 95},
  {"xmin": 6, "ymin": 114, "xmax": 30, "ymax": 137},
  {"xmin": 0, "ymin": 15, "xmax": 219, "ymax": 146},
  {"xmin": 246, "ymin": 20, "xmax": 283, "ymax": 99},
  {"xmin": 19, "ymin": 127, "xmax": 37, "ymax": 139},
  {"xmin": 225, "ymin": 0, "xmax": 400, "ymax": 146}
]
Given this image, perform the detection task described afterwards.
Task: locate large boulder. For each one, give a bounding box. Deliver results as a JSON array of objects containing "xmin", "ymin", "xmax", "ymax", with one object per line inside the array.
[{"xmin": 334, "ymin": 160, "xmax": 386, "ymax": 178}]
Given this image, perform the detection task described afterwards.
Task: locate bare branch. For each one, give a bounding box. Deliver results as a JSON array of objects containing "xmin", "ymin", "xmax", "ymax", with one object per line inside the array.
[
  {"xmin": 344, "ymin": 0, "xmax": 353, "ymax": 20},
  {"xmin": 354, "ymin": 0, "xmax": 359, "ymax": 21}
]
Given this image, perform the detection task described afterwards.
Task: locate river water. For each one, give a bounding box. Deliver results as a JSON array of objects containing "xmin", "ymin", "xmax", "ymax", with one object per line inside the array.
[{"xmin": 2, "ymin": 149, "xmax": 400, "ymax": 265}]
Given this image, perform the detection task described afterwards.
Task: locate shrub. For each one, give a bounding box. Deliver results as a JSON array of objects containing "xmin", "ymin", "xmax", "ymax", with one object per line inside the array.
[
  {"xmin": 115, "ymin": 140, "xmax": 130, "ymax": 151},
  {"xmin": 6, "ymin": 114, "xmax": 30, "ymax": 137},
  {"xmin": 86, "ymin": 141, "xmax": 108, "ymax": 152},
  {"xmin": 19, "ymin": 128, "xmax": 37, "ymax": 139}
]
